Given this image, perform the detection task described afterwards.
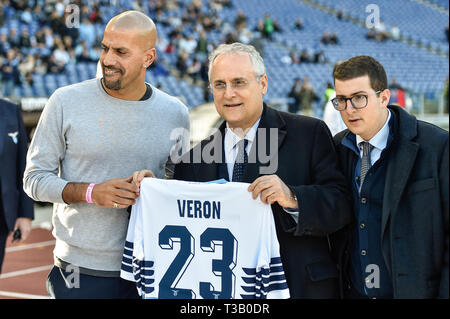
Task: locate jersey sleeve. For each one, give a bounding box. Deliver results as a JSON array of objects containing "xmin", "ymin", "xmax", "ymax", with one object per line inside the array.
[
  {"xmin": 120, "ymin": 201, "xmax": 140, "ymax": 282},
  {"xmin": 131, "ymin": 200, "xmax": 146, "ymax": 297},
  {"xmin": 259, "ymin": 209, "xmax": 290, "ymax": 299}
]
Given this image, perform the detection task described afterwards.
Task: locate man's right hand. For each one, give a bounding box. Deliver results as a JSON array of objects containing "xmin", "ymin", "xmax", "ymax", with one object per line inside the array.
[
  {"xmin": 62, "ymin": 177, "xmax": 139, "ymax": 209},
  {"xmin": 91, "ymin": 177, "xmax": 139, "ymax": 209}
]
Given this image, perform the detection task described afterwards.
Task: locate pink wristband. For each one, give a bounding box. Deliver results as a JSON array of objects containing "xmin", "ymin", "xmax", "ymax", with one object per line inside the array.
[{"xmin": 86, "ymin": 183, "xmax": 95, "ymax": 204}]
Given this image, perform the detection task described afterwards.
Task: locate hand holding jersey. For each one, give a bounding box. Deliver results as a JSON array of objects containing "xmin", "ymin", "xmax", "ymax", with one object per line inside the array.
[
  {"xmin": 61, "ymin": 177, "xmax": 139, "ymax": 209},
  {"xmin": 131, "ymin": 170, "xmax": 298, "ymax": 210},
  {"xmin": 248, "ymin": 175, "xmax": 298, "ymax": 209}
]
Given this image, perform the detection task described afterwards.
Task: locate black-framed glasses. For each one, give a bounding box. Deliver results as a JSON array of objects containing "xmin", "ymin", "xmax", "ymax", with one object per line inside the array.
[{"xmin": 331, "ymin": 90, "xmax": 383, "ymax": 111}]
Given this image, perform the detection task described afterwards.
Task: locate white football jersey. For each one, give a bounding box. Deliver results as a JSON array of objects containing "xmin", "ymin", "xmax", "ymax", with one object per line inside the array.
[{"xmin": 121, "ymin": 178, "xmax": 290, "ymax": 299}]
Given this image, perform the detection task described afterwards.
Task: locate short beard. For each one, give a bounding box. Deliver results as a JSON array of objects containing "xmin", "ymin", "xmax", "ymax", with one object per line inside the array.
[
  {"xmin": 102, "ymin": 65, "xmax": 123, "ymax": 90},
  {"xmin": 103, "ymin": 77, "xmax": 122, "ymax": 90}
]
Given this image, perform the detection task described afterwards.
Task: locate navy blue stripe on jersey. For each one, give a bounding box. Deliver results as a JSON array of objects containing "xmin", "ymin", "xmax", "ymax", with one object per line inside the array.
[
  {"xmin": 240, "ymin": 263, "xmax": 288, "ymax": 299},
  {"xmin": 131, "ymin": 258, "xmax": 156, "ymax": 298},
  {"xmin": 270, "ymin": 257, "xmax": 282, "ymax": 264},
  {"xmin": 124, "ymin": 240, "xmax": 134, "ymax": 249}
]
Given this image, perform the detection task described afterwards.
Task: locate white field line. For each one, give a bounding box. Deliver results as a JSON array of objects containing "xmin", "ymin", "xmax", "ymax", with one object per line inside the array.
[
  {"xmin": 0, "ymin": 264, "xmax": 53, "ymax": 279},
  {"xmin": 0, "ymin": 290, "xmax": 50, "ymax": 299},
  {"xmin": 5, "ymin": 240, "xmax": 55, "ymax": 253}
]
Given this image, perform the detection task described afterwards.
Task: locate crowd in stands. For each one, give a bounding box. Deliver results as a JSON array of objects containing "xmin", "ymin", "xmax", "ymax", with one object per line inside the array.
[
  {"xmin": 0, "ymin": 0, "xmax": 447, "ymax": 115},
  {"xmin": 0, "ymin": 0, "xmax": 381, "ymax": 107}
]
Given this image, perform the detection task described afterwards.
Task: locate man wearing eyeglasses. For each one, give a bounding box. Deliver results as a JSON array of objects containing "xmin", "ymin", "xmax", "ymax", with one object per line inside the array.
[
  {"xmin": 331, "ymin": 56, "xmax": 449, "ymax": 299},
  {"xmin": 170, "ymin": 43, "xmax": 353, "ymax": 298}
]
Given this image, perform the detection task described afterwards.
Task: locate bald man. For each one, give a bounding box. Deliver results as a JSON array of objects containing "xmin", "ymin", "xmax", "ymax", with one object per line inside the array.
[{"xmin": 23, "ymin": 11, "xmax": 190, "ymax": 298}]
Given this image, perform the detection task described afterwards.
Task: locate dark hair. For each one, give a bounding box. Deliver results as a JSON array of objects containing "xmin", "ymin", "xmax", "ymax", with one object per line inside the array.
[{"xmin": 333, "ymin": 56, "xmax": 387, "ymax": 92}]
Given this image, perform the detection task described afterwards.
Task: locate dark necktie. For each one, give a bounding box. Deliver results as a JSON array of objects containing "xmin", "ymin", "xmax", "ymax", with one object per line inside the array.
[
  {"xmin": 232, "ymin": 139, "xmax": 248, "ymax": 182},
  {"xmin": 359, "ymin": 141, "xmax": 373, "ymax": 193}
]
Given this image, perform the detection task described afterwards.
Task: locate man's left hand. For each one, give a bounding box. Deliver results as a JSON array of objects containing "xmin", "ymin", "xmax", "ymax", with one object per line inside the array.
[
  {"xmin": 248, "ymin": 175, "xmax": 298, "ymax": 209},
  {"xmin": 13, "ymin": 218, "xmax": 32, "ymax": 242}
]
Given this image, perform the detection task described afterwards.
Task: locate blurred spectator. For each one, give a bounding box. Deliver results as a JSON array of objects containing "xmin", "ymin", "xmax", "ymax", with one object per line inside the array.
[
  {"xmin": 54, "ymin": 43, "xmax": 71, "ymax": 66},
  {"xmin": 47, "ymin": 53, "xmax": 65, "ymax": 74},
  {"xmin": 323, "ymin": 91, "xmax": 346, "ymax": 136},
  {"xmin": 20, "ymin": 7, "xmax": 33, "ymax": 24},
  {"xmin": 299, "ymin": 50, "xmax": 312, "ymax": 63},
  {"xmin": 321, "ymin": 31, "xmax": 339, "ymax": 45},
  {"xmin": 0, "ymin": 34, "xmax": 10, "ymax": 56},
  {"xmin": 320, "ymin": 30, "xmax": 331, "ymax": 45},
  {"xmin": 273, "ymin": 19, "xmax": 283, "ymax": 33},
  {"xmin": 313, "ymin": 51, "xmax": 327, "ymax": 64},
  {"xmin": 179, "ymin": 35, "xmax": 197, "ymax": 55},
  {"xmin": 1, "ymin": 50, "xmax": 20, "ymax": 97},
  {"xmin": 8, "ymin": 28, "xmax": 20, "ymax": 49},
  {"xmin": 390, "ymin": 25, "xmax": 400, "ymax": 41},
  {"xmin": 44, "ymin": 26, "xmax": 55, "ymax": 49},
  {"xmin": 330, "ymin": 32, "xmax": 339, "ymax": 45},
  {"xmin": 298, "ymin": 76, "xmax": 318, "ymax": 115},
  {"xmin": 366, "ymin": 28, "xmax": 376, "ymax": 40},
  {"xmin": 0, "ymin": 6, "xmax": 5, "ymax": 27},
  {"xmin": 176, "ymin": 51, "xmax": 189, "ymax": 77},
  {"xmin": 323, "ymin": 82, "xmax": 335, "ymax": 107},
  {"xmin": 389, "ymin": 78, "xmax": 406, "ymax": 108},
  {"xmin": 263, "ymin": 13, "xmax": 274, "ymax": 39},
  {"xmin": 18, "ymin": 54, "xmax": 35, "ymax": 78},
  {"xmin": 132, "ymin": 0, "xmax": 145, "ymax": 12},
  {"xmin": 294, "ymin": 18, "xmax": 303, "ymax": 30},
  {"xmin": 187, "ymin": 57, "xmax": 201, "ymax": 83},
  {"xmin": 237, "ymin": 23, "xmax": 253, "ymax": 44},
  {"xmin": 374, "ymin": 20, "xmax": 389, "ymax": 42},
  {"xmin": 79, "ymin": 18, "xmax": 96, "ymax": 48},
  {"xmin": 196, "ymin": 30, "xmax": 208, "ymax": 57},
  {"xmin": 249, "ymin": 32, "xmax": 264, "ymax": 57},
  {"xmin": 288, "ymin": 78, "xmax": 302, "ymax": 114},
  {"xmin": 234, "ymin": 9, "xmax": 247, "ymax": 28},
  {"xmin": 18, "ymin": 29, "xmax": 33, "ymax": 50},
  {"xmin": 149, "ymin": 58, "xmax": 170, "ymax": 77}
]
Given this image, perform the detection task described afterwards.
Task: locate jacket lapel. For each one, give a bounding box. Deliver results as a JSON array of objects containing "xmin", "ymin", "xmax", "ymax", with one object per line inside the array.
[
  {"xmin": 244, "ymin": 105, "xmax": 287, "ymax": 182},
  {"xmin": 381, "ymin": 139, "xmax": 419, "ymax": 238},
  {"xmin": 0, "ymin": 115, "xmax": 5, "ymax": 156},
  {"xmin": 381, "ymin": 106, "xmax": 419, "ymax": 240}
]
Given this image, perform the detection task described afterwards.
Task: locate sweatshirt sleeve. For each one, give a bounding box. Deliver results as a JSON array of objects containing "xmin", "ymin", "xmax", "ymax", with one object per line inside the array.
[{"xmin": 23, "ymin": 91, "xmax": 69, "ymax": 204}]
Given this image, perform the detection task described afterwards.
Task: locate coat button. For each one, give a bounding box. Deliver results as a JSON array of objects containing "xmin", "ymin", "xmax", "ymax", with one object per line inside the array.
[
  {"xmin": 361, "ymin": 250, "xmax": 367, "ymax": 256},
  {"xmin": 361, "ymin": 197, "xmax": 367, "ymax": 204},
  {"xmin": 360, "ymin": 223, "xmax": 366, "ymax": 229}
]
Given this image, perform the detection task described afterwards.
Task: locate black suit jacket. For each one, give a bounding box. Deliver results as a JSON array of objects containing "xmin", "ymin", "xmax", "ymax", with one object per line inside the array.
[
  {"xmin": 333, "ymin": 105, "xmax": 449, "ymax": 298},
  {"xmin": 174, "ymin": 105, "xmax": 352, "ymax": 298},
  {"xmin": 0, "ymin": 99, "xmax": 34, "ymax": 230}
]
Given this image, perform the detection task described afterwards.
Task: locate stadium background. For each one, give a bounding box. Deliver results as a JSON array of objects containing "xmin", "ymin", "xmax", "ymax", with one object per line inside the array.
[{"xmin": 0, "ymin": 0, "xmax": 448, "ymax": 299}]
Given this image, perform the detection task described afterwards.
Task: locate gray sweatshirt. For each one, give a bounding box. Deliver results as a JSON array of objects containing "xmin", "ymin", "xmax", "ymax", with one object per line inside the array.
[{"xmin": 24, "ymin": 78, "xmax": 190, "ymax": 274}]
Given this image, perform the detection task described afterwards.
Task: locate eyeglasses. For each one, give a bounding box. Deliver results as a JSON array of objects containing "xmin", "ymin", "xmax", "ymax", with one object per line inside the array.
[
  {"xmin": 209, "ymin": 77, "xmax": 261, "ymax": 93},
  {"xmin": 331, "ymin": 90, "xmax": 383, "ymax": 111}
]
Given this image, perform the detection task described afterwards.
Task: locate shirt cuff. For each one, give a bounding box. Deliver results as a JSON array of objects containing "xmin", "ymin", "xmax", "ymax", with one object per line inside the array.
[{"xmin": 283, "ymin": 208, "xmax": 299, "ymax": 224}]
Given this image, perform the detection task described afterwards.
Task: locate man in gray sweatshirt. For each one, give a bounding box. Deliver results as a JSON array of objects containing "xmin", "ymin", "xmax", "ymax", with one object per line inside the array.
[{"xmin": 23, "ymin": 11, "xmax": 190, "ymax": 298}]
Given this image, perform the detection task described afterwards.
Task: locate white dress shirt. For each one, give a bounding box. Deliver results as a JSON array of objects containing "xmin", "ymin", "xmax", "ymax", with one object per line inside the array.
[
  {"xmin": 224, "ymin": 118, "xmax": 299, "ymax": 223},
  {"xmin": 356, "ymin": 109, "xmax": 391, "ymax": 165}
]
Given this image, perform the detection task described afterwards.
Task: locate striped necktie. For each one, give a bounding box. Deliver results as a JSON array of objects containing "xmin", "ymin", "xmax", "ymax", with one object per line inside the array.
[
  {"xmin": 359, "ymin": 141, "xmax": 373, "ymax": 193},
  {"xmin": 232, "ymin": 139, "xmax": 249, "ymax": 182}
]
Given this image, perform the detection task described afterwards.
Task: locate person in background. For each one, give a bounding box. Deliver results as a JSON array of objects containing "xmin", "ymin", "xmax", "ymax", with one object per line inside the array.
[{"xmin": 0, "ymin": 98, "xmax": 34, "ymax": 273}]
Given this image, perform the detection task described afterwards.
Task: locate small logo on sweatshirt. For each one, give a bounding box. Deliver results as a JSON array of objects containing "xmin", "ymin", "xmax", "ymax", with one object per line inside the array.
[{"xmin": 8, "ymin": 131, "xmax": 18, "ymax": 144}]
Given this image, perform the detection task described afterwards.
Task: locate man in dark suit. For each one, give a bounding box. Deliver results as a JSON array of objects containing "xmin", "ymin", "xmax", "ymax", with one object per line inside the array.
[
  {"xmin": 331, "ymin": 56, "xmax": 449, "ymax": 298},
  {"xmin": 0, "ymin": 98, "xmax": 34, "ymax": 273},
  {"xmin": 169, "ymin": 43, "xmax": 352, "ymax": 298}
]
